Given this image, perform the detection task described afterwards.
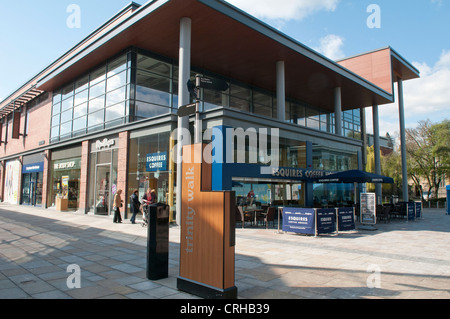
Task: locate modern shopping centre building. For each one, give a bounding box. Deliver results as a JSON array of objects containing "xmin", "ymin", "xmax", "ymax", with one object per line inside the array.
[{"xmin": 0, "ymin": 0, "xmax": 419, "ymax": 221}]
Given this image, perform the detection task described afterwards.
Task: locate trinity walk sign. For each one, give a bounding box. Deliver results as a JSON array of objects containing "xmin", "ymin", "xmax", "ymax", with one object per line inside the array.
[{"xmin": 177, "ymin": 144, "xmax": 237, "ymax": 299}]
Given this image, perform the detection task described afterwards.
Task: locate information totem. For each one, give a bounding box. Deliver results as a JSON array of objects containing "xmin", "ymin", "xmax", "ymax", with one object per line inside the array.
[{"xmin": 177, "ymin": 144, "xmax": 237, "ymax": 299}]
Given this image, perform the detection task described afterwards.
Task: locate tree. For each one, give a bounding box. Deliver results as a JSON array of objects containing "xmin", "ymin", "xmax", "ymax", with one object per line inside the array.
[
  {"xmin": 405, "ymin": 119, "xmax": 450, "ymax": 200},
  {"xmin": 382, "ymin": 150, "xmax": 402, "ymax": 198}
]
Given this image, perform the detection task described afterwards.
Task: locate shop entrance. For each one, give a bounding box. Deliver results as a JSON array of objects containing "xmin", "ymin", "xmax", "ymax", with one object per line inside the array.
[
  {"xmin": 89, "ymin": 140, "xmax": 118, "ymax": 216},
  {"xmin": 22, "ymin": 172, "xmax": 43, "ymax": 206},
  {"xmin": 94, "ymin": 164, "xmax": 111, "ymax": 215}
]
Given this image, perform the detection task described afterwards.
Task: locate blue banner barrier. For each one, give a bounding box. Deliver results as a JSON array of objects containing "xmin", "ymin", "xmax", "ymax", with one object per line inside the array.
[
  {"xmin": 282, "ymin": 208, "xmax": 315, "ymax": 235},
  {"xmin": 407, "ymin": 203, "xmax": 415, "ymax": 221},
  {"xmin": 317, "ymin": 208, "xmax": 336, "ymax": 235},
  {"xmin": 415, "ymin": 202, "xmax": 422, "ymax": 219},
  {"xmin": 338, "ymin": 207, "xmax": 356, "ymax": 231}
]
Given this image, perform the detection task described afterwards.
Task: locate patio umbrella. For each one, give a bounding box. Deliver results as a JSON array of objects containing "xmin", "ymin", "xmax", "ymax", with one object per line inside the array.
[{"xmin": 314, "ymin": 170, "xmax": 394, "ymax": 184}]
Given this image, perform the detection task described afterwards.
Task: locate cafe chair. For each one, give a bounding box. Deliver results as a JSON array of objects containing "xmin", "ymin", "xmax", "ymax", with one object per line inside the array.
[
  {"xmin": 378, "ymin": 205, "xmax": 391, "ymax": 223},
  {"xmin": 236, "ymin": 206, "xmax": 253, "ymax": 228},
  {"xmin": 256, "ymin": 207, "xmax": 276, "ymax": 229}
]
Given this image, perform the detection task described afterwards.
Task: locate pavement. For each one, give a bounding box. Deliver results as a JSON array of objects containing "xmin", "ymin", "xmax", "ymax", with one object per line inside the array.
[{"xmin": 0, "ymin": 203, "xmax": 449, "ymax": 300}]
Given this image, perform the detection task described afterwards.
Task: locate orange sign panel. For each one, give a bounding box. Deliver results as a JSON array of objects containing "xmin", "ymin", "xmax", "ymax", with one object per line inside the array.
[{"xmin": 178, "ymin": 144, "xmax": 236, "ymax": 297}]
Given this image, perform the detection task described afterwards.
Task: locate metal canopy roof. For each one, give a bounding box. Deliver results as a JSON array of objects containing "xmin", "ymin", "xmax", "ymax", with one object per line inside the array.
[{"xmin": 0, "ymin": 86, "xmax": 43, "ymax": 118}]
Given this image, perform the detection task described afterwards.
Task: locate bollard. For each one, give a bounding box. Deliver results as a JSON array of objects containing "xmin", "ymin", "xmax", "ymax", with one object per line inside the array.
[{"xmin": 147, "ymin": 203, "xmax": 170, "ymax": 280}]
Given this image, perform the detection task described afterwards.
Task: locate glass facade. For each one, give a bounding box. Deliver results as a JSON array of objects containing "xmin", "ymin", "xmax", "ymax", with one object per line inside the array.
[
  {"xmin": 233, "ymin": 182, "xmax": 306, "ymax": 207},
  {"xmin": 51, "ymin": 52, "xmax": 131, "ymax": 142},
  {"xmin": 312, "ymin": 145, "xmax": 358, "ymax": 172},
  {"xmin": 49, "ymin": 47, "xmax": 362, "ymax": 143}
]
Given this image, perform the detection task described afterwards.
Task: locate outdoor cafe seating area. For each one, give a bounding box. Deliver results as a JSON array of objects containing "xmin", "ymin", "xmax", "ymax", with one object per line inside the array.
[{"xmin": 235, "ymin": 199, "xmax": 422, "ymax": 231}]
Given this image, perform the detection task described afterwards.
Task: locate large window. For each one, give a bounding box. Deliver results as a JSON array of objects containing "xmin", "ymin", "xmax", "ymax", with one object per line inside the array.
[
  {"xmin": 134, "ymin": 54, "xmax": 174, "ymax": 121},
  {"xmin": 50, "ymin": 52, "xmax": 131, "ymax": 143},
  {"xmin": 312, "ymin": 145, "xmax": 358, "ymax": 172},
  {"xmin": 287, "ymin": 101, "xmax": 361, "ymax": 139}
]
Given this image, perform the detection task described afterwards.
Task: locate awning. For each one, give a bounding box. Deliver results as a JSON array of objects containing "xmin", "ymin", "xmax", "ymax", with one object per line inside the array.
[{"xmin": 314, "ymin": 170, "xmax": 394, "ymax": 184}]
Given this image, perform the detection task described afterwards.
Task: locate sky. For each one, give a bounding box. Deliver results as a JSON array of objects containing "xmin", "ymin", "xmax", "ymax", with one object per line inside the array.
[{"xmin": 0, "ymin": 0, "xmax": 449, "ymax": 139}]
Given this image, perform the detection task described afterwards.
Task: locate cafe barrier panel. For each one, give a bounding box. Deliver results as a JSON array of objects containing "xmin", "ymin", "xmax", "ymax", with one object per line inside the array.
[
  {"xmin": 280, "ymin": 202, "xmax": 423, "ymax": 237},
  {"xmin": 399, "ymin": 201, "xmax": 423, "ymax": 221},
  {"xmin": 281, "ymin": 207, "xmax": 356, "ymax": 237}
]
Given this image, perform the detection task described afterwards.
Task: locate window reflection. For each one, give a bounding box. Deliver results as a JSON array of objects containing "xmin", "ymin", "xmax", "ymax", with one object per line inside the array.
[{"xmin": 136, "ymin": 70, "xmax": 171, "ymax": 107}]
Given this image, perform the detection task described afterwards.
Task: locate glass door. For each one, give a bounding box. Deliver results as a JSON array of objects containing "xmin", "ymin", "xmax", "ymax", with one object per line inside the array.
[
  {"xmin": 22, "ymin": 174, "xmax": 31, "ymax": 205},
  {"xmin": 94, "ymin": 164, "xmax": 111, "ymax": 215}
]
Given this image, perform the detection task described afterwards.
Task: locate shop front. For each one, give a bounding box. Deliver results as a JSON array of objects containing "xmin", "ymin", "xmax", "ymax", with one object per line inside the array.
[
  {"xmin": 48, "ymin": 146, "xmax": 82, "ymax": 210},
  {"xmin": 3, "ymin": 159, "xmax": 21, "ymax": 204},
  {"xmin": 88, "ymin": 136, "xmax": 119, "ymax": 216},
  {"xmin": 21, "ymin": 157, "xmax": 44, "ymax": 207},
  {"xmin": 127, "ymin": 128, "xmax": 173, "ymax": 218}
]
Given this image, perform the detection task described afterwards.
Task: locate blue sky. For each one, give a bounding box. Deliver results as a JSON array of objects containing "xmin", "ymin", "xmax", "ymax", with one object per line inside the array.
[{"xmin": 0, "ymin": 0, "xmax": 449, "ymax": 138}]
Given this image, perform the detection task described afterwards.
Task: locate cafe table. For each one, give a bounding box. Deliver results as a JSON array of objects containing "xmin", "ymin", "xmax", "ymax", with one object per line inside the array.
[{"xmin": 244, "ymin": 207, "xmax": 266, "ymax": 226}]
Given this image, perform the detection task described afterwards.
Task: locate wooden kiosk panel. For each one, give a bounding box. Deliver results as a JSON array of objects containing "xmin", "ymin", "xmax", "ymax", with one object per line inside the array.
[{"xmin": 178, "ymin": 144, "xmax": 237, "ymax": 299}]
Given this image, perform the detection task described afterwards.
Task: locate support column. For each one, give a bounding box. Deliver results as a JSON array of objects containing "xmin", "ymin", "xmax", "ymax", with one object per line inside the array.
[
  {"xmin": 42, "ymin": 150, "xmax": 51, "ymax": 208},
  {"xmin": 176, "ymin": 17, "xmax": 192, "ymax": 225},
  {"xmin": 118, "ymin": 131, "xmax": 129, "ymax": 218},
  {"xmin": 79, "ymin": 141, "xmax": 90, "ymax": 213},
  {"xmin": 276, "ymin": 61, "xmax": 286, "ymax": 121},
  {"xmin": 334, "ymin": 87, "xmax": 342, "ymax": 136},
  {"xmin": 372, "ymin": 105, "xmax": 382, "ymax": 205},
  {"xmin": 398, "ymin": 79, "xmax": 409, "ymax": 202},
  {"xmin": 305, "ymin": 141, "xmax": 313, "ymax": 207}
]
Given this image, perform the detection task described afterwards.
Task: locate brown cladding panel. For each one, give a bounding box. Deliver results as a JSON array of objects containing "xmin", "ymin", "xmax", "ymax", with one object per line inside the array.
[{"xmin": 180, "ymin": 144, "xmax": 235, "ymax": 291}]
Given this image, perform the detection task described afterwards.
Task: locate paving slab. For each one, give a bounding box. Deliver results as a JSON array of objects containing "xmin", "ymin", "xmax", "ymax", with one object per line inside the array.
[{"xmin": 0, "ymin": 202, "xmax": 449, "ymax": 301}]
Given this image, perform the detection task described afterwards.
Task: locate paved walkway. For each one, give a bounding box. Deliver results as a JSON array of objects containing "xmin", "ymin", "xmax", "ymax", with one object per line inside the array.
[{"xmin": 0, "ymin": 203, "xmax": 449, "ymax": 299}]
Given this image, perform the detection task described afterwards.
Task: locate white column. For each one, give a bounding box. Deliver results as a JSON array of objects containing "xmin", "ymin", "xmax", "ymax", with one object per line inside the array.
[
  {"xmin": 334, "ymin": 87, "xmax": 342, "ymax": 136},
  {"xmin": 372, "ymin": 104, "xmax": 382, "ymax": 205},
  {"xmin": 276, "ymin": 61, "xmax": 286, "ymax": 121},
  {"xmin": 398, "ymin": 79, "xmax": 409, "ymax": 202},
  {"xmin": 176, "ymin": 17, "xmax": 192, "ymax": 225}
]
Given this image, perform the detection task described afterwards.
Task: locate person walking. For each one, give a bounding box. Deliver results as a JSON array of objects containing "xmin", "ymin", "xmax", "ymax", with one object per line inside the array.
[
  {"xmin": 113, "ymin": 189, "xmax": 123, "ymax": 223},
  {"xmin": 130, "ymin": 189, "xmax": 141, "ymax": 224}
]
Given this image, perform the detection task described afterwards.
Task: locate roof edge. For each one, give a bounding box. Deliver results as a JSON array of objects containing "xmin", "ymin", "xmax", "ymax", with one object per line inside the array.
[{"xmin": 0, "ymin": 2, "xmax": 141, "ymax": 109}]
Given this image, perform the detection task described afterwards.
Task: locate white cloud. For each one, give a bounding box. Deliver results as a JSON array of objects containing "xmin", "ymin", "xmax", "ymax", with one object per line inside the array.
[
  {"xmin": 313, "ymin": 34, "xmax": 345, "ymax": 60},
  {"xmin": 403, "ymin": 50, "xmax": 450, "ymax": 118},
  {"xmin": 225, "ymin": 0, "xmax": 340, "ymax": 21},
  {"xmin": 368, "ymin": 50, "xmax": 450, "ymax": 136}
]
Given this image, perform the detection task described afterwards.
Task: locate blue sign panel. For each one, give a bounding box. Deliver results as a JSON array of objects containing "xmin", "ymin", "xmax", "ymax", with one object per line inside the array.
[
  {"xmin": 407, "ymin": 203, "xmax": 415, "ymax": 221},
  {"xmin": 338, "ymin": 207, "xmax": 355, "ymax": 231},
  {"xmin": 317, "ymin": 208, "xmax": 336, "ymax": 234},
  {"xmin": 415, "ymin": 202, "xmax": 422, "ymax": 219},
  {"xmin": 22, "ymin": 162, "xmax": 44, "ymax": 174},
  {"xmin": 146, "ymin": 152, "xmax": 167, "ymax": 172},
  {"xmin": 282, "ymin": 208, "xmax": 315, "ymax": 235}
]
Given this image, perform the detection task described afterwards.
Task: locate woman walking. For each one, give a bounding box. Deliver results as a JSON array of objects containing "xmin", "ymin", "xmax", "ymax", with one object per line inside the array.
[{"xmin": 113, "ymin": 189, "xmax": 123, "ymax": 223}]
